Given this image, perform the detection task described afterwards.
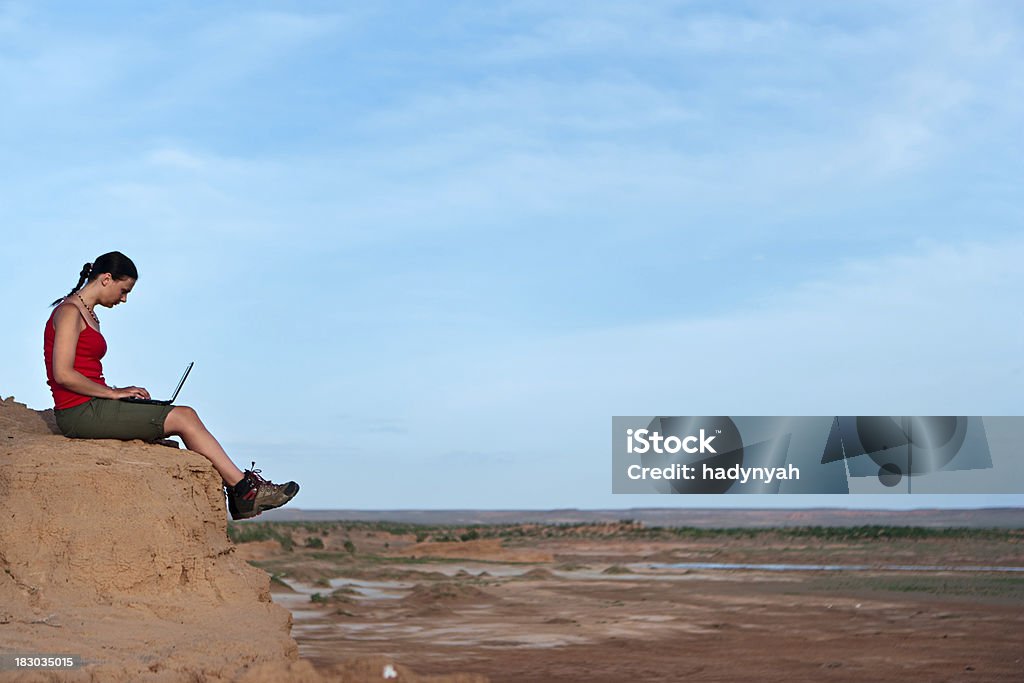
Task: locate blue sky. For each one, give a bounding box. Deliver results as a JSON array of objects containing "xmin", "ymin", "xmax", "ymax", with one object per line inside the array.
[{"xmin": 4, "ymin": 1, "xmax": 1022, "ymax": 510}]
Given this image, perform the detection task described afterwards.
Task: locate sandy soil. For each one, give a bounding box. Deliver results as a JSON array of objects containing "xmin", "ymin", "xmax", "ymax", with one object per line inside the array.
[{"xmin": 256, "ymin": 531, "xmax": 1024, "ymax": 682}]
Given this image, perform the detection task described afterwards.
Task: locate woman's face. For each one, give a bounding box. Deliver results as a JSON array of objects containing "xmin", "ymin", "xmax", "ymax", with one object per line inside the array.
[{"xmin": 97, "ymin": 276, "xmax": 136, "ymax": 308}]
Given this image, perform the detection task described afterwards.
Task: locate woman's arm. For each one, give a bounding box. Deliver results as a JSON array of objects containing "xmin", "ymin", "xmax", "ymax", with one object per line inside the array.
[{"xmin": 51, "ymin": 304, "xmax": 149, "ymax": 400}]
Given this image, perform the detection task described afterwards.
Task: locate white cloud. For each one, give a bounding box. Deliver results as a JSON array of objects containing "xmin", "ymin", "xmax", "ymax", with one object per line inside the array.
[
  {"xmin": 412, "ymin": 235, "xmax": 1024, "ymax": 432},
  {"xmin": 147, "ymin": 147, "xmax": 207, "ymax": 170},
  {"xmin": 0, "ymin": 25, "xmax": 136, "ymax": 109},
  {"xmin": 480, "ymin": 4, "xmax": 795, "ymax": 62},
  {"xmin": 362, "ymin": 76, "xmax": 695, "ymax": 136},
  {"xmin": 195, "ymin": 10, "xmax": 344, "ymax": 47}
]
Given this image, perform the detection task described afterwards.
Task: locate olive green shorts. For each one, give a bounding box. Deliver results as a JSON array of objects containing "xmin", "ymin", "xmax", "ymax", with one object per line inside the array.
[{"xmin": 55, "ymin": 399, "xmax": 174, "ymax": 442}]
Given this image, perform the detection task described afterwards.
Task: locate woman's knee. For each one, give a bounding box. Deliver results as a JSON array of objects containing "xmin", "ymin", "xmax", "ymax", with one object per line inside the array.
[{"xmin": 165, "ymin": 405, "xmax": 200, "ymax": 434}]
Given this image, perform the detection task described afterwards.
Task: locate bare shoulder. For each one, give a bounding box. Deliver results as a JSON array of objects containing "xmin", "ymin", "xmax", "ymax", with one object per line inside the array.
[{"xmin": 52, "ymin": 301, "xmax": 85, "ymax": 331}]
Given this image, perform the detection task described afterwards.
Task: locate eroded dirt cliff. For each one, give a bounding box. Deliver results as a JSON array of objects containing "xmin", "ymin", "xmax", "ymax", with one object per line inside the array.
[{"xmin": 0, "ymin": 397, "xmax": 486, "ymax": 682}]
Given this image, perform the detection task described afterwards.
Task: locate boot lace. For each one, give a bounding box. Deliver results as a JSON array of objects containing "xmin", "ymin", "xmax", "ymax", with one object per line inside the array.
[{"xmin": 246, "ymin": 462, "xmax": 278, "ymax": 489}]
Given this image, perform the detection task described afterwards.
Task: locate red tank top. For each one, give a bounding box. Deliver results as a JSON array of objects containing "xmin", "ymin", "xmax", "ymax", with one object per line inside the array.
[{"xmin": 43, "ymin": 304, "xmax": 109, "ymax": 409}]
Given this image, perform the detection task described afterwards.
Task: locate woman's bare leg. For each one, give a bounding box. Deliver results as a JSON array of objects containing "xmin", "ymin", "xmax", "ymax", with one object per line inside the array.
[{"xmin": 164, "ymin": 405, "xmax": 245, "ymax": 486}]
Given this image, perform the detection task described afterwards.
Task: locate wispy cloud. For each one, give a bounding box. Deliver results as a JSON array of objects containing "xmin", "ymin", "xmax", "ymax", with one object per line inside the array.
[
  {"xmin": 147, "ymin": 147, "xmax": 208, "ymax": 170},
  {"xmin": 390, "ymin": 234, "xmax": 1024, "ymax": 452},
  {"xmin": 149, "ymin": 10, "xmax": 348, "ymax": 100},
  {"xmin": 479, "ymin": 3, "xmax": 795, "ymax": 62}
]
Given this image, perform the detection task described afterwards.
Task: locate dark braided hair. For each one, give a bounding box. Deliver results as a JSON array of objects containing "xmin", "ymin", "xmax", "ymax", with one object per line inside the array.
[{"xmin": 50, "ymin": 251, "xmax": 139, "ymax": 307}]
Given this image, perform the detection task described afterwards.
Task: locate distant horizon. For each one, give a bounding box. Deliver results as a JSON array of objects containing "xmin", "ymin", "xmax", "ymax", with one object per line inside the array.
[
  {"xmin": 273, "ymin": 505, "xmax": 1024, "ymax": 512},
  {"xmin": 256, "ymin": 506, "xmax": 1024, "ymax": 529}
]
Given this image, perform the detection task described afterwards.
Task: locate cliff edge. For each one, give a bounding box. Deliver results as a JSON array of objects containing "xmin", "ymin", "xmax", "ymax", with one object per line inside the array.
[{"xmin": 0, "ymin": 396, "xmax": 297, "ymax": 681}]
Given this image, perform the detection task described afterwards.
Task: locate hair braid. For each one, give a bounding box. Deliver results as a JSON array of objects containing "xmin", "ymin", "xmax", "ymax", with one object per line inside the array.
[{"xmin": 50, "ymin": 263, "xmax": 93, "ymax": 307}]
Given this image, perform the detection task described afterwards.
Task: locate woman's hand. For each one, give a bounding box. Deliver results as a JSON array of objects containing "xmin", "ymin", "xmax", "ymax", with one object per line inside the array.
[{"xmin": 111, "ymin": 386, "xmax": 151, "ymax": 400}]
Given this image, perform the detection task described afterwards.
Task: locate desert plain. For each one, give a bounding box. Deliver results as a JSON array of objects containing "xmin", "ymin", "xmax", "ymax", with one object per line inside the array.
[{"xmin": 234, "ymin": 517, "xmax": 1024, "ymax": 682}]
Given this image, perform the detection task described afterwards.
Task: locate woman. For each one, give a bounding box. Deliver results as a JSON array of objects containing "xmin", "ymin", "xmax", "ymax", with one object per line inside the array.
[{"xmin": 43, "ymin": 251, "xmax": 298, "ymax": 520}]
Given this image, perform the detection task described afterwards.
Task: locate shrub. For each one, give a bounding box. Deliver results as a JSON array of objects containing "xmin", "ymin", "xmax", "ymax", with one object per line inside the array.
[{"xmin": 227, "ymin": 522, "xmax": 293, "ymax": 552}]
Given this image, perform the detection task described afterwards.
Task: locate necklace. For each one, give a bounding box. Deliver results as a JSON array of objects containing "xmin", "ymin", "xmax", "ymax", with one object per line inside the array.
[{"xmin": 76, "ymin": 292, "xmax": 100, "ymax": 327}]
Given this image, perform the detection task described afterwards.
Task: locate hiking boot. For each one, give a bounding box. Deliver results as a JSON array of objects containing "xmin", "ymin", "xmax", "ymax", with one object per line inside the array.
[{"xmin": 225, "ymin": 462, "xmax": 299, "ymax": 521}]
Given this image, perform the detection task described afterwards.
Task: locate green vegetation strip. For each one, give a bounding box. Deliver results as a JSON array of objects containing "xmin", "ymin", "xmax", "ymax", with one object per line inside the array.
[
  {"xmin": 807, "ymin": 574, "xmax": 1024, "ymax": 600},
  {"xmin": 227, "ymin": 520, "xmax": 1021, "ymax": 544}
]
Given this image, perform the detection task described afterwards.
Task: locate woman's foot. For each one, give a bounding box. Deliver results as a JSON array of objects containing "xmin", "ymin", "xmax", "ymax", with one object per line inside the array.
[{"xmin": 225, "ymin": 463, "xmax": 299, "ymax": 520}]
